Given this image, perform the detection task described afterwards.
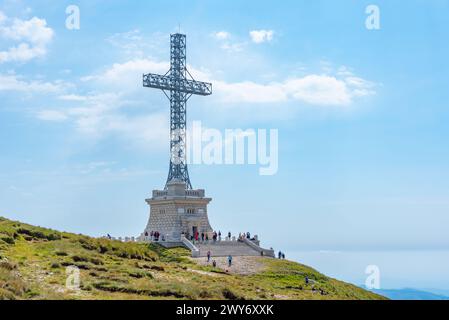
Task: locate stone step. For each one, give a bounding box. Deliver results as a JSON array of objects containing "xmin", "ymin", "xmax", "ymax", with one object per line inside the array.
[
  {"xmin": 195, "ymin": 241, "xmax": 261, "ymax": 257},
  {"xmin": 192, "ymin": 241, "xmax": 255, "ymax": 247}
]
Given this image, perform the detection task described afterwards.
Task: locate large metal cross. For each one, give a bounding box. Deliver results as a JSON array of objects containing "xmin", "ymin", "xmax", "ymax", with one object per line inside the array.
[{"xmin": 143, "ymin": 33, "xmax": 212, "ymax": 190}]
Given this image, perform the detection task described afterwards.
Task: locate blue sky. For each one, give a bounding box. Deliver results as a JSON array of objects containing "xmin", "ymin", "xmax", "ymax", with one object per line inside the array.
[{"xmin": 1, "ymin": 0, "xmax": 449, "ymax": 290}]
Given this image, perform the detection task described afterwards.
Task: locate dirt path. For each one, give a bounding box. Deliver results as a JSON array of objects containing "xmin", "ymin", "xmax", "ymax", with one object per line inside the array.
[{"xmin": 191, "ymin": 256, "xmax": 267, "ymax": 275}]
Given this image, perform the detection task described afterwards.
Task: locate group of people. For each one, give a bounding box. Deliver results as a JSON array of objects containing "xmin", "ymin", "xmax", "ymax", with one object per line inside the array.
[
  {"xmin": 191, "ymin": 231, "xmax": 205, "ymax": 242},
  {"xmin": 196, "ymin": 230, "xmax": 256, "ymax": 244},
  {"xmin": 190, "ymin": 230, "xmax": 224, "ymax": 243},
  {"xmin": 206, "ymin": 250, "xmax": 233, "ymax": 269},
  {"xmin": 191, "ymin": 231, "xmax": 211, "ymax": 243},
  {"xmin": 238, "ymin": 232, "xmax": 254, "ymax": 241},
  {"xmin": 144, "ymin": 231, "xmax": 164, "ymax": 242},
  {"xmin": 211, "ymin": 231, "xmax": 221, "ymax": 242},
  {"xmin": 278, "ymin": 251, "xmax": 286, "ymax": 259},
  {"xmin": 206, "ymin": 251, "xmax": 220, "ymax": 268},
  {"xmin": 223, "ymin": 231, "xmax": 256, "ymax": 241}
]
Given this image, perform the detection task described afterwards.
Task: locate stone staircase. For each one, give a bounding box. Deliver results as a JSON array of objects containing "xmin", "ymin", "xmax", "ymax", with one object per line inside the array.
[{"xmin": 195, "ymin": 240, "xmax": 267, "ymax": 258}]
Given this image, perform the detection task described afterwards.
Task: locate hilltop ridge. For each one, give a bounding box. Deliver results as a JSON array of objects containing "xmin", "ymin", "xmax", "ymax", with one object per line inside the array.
[{"xmin": 0, "ymin": 217, "xmax": 385, "ymax": 300}]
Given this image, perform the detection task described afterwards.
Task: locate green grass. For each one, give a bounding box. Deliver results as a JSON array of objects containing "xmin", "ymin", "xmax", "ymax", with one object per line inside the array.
[{"xmin": 0, "ymin": 216, "xmax": 386, "ymax": 300}]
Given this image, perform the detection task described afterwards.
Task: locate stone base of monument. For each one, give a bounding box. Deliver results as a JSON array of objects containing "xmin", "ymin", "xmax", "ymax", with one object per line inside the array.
[{"xmin": 141, "ymin": 180, "xmax": 213, "ymax": 243}]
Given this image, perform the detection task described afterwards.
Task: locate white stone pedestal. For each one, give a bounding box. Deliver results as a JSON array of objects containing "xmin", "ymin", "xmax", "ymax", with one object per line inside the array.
[{"xmin": 141, "ymin": 180, "xmax": 213, "ymax": 242}]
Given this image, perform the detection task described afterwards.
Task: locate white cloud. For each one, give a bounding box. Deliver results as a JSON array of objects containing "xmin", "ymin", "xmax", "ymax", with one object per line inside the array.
[
  {"xmin": 36, "ymin": 110, "xmax": 68, "ymax": 122},
  {"xmin": 0, "ymin": 11, "xmax": 6, "ymax": 24},
  {"xmin": 220, "ymin": 42, "xmax": 245, "ymax": 53},
  {"xmin": 103, "ymin": 59, "xmax": 168, "ymax": 80},
  {"xmin": 249, "ymin": 30, "xmax": 274, "ymax": 44},
  {"xmin": 0, "ymin": 12, "xmax": 54, "ymax": 63},
  {"xmin": 107, "ymin": 29, "xmax": 143, "ymax": 47},
  {"xmin": 1, "ymin": 16, "xmax": 53, "ymax": 44},
  {"xmin": 0, "ymin": 43, "xmax": 46, "ymax": 63},
  {"xmin": 65, "ymin": 92, "xmax": 125, "ymax": 118},
  {"xmin": 0, "ymin": 73, "xmax": 65, "ymax": 93},
  {"xmin": 213, "ymin": 31, "xmax": 230, "ymax": 40},
  {"xmin": 83, "ymin": 58, "xmax": 214, "ymax": 94},
  {"xmin": 32, "ymin": 59, "xmax": 173, "ymax": 149},
  {"xmin": 216, "ymin": 74, "xmax": 375, "ymax": 106},
  {"xmin": 84, "ymin": 58, "xmax": 169, "ymax": 89},
  {"xmin": 106, "ymin": 30, "xmax": 167, "ymax": 59},
  {"xmin": 106, "ymin": 29, "xmax": 144, "ymax": 57},
  {"xmin": 71, "ymin": 109, "xmax": 168, "ymax": 150},
  {"xmin": 100, "ymin": 113, "xmax": 168, "ymax": 148},
  {"xmin": 285, "ymin": 75, "xmax": 353, "ymax": 106},
  {"xmin": 92, "ymin": 58, "xmax": 375, "ymax": 107},
  {"xmin": 39, "ymin": 92, "xmax": 124, "ymax": 122},
  {"xmin": 212, "ymin": 31, "xmax": 247, "ymax": 53},
  {"xmin": 215, "ymin": 80, "xmax": 287, "ymax": 104},
  {"xmin": 59, "ymin": 94, "xmax": 88, "ymax": 101},
  {"xmin": 38, "ymin": 90, "xmax": 168, "ymax": 149}
]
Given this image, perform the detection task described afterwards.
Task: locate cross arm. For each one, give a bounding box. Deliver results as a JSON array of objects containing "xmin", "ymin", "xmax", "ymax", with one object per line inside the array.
[{"xmin": 143, "ymin": 73, "xmax": 212, "ymax": 96}]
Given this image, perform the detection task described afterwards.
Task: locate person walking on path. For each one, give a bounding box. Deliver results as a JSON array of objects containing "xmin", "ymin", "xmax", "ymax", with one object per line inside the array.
[
  {"xmin": 228, "ymin": 255, "xmax": 233, "ymax": 267},
  {"xmin": 207, "ymin": 250, "xmax": 211, "ymax": 263}
]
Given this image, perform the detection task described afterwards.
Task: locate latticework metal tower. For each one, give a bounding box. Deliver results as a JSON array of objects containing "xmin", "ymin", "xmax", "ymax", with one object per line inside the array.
[{"xmin": 143, "ymin": 34, "xmax": 212, "ymax": 190}]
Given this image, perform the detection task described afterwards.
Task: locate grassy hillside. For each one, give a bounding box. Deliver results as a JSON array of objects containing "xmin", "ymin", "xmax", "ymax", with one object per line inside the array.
[{"xmin": 0, "ymin": 217, "xmax": 385, "ymax": 300}]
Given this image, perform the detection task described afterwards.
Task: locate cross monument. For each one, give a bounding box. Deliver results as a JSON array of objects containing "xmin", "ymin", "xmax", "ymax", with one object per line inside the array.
[{"xmin": 141, "ymin": 34, "xmax": 214, "ymax": 242}]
